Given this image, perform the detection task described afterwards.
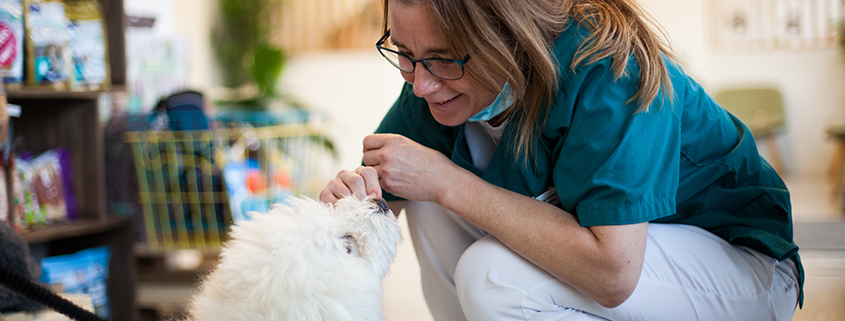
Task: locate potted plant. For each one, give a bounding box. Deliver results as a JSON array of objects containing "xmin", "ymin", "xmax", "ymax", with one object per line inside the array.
[
  {"xmin": 210, "ymin": 0, "xmax": 336, "ymax": 158},
  {"xmin": 839, "ymin": 17, "xmax": 845, "ymax": 62},
  {"xmin": 211, "ymin": 0, "xmax": 290, "ymax": 108}
]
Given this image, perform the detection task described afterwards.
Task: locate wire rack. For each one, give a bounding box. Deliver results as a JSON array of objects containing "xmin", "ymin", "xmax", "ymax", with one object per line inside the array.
[{"xmin": 124, "ymin": 111, "xmax": 332, "ymax": 251}]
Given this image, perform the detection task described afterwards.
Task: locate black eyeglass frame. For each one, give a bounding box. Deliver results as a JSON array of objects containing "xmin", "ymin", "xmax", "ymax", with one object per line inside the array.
[{"xmin": 376, "ymin": 29, "xmax": 471, "ymax": 81}]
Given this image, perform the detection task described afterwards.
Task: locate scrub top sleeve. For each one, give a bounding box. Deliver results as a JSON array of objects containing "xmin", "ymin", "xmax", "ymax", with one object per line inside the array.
[{"xmin": 553, "ymin": 60, "xmax": 681, "ymax": 226}]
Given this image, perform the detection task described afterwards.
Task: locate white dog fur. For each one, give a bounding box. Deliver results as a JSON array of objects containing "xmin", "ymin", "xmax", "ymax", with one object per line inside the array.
[{"xmin": 186, "ymin": 196, "xmax": 402, "ymax": 321}]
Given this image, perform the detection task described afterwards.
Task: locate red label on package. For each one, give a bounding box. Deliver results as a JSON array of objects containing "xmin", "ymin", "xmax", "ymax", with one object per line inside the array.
[{"xmin": 0, "ymin": 23, "xmax": 16, "ymax": 69}]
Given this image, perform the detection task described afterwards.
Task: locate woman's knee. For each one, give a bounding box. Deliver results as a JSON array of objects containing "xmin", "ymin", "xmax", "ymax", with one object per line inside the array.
[
  {"xmin": 454, "ymin": 236, "xmax": 607, "ymax": 320},
  {"xmin": 454, "ymin": 236, "xmax": 526, "ymax": 320},
  {"xmin": 454, "ymin": 235, "xmax": 504, "ymax": 295}
]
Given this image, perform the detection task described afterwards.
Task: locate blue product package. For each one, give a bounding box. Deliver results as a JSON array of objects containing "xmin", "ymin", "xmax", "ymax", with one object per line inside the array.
[
  {"xmin": 54, "ymin": 148, "xmax": 78, "ymax": 220},
  {"xmin": 222, "ymin": 158, "xmax": 249, "ymax": 222},
  {"xmin": 40, "ymin": 246, "xmax": 111, "ymax": 317},
  {"xmin": 223, "ymin": 157, "xmax": 291, "ymax": 223}
]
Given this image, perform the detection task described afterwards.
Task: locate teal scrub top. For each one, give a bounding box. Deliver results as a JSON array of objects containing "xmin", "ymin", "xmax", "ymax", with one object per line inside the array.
[{"xmin": 373, "ymin": 20, "xmax": 803, "ymax": 305}]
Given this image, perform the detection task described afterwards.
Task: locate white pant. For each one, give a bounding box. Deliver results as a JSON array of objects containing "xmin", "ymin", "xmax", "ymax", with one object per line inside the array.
[{"xmin": 400, "ymin": 201, "xmax": 800, "ymax": 321}]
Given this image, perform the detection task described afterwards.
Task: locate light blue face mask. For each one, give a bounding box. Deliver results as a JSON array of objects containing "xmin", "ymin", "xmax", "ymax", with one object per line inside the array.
[{"xmin": 468, "ymin": 82, "xmax": 515, "ymax": 122}]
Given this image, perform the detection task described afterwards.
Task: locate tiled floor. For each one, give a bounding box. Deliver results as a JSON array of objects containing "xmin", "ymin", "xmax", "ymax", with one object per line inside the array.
[
  {"xmin": 380, "ymin": 171, "xmax": 845, "ymax": 321},
  {"xmin": 786, "ymin": 172, "xmax": 845, "ymax": 321}
]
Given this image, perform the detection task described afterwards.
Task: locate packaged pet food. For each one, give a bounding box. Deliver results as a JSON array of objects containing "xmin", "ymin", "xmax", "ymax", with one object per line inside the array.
[
  {"xmin": 0, "ymin": 160, "xmax": 7, "ymax": 226},
  {"xmin": 0, "ymin": 0, "xmax": 23, "ymax": 88},
  {"xmin": 65, "ymin": 0, "xmax": 109, "ymax": 91},
  {"xmin": 55, "ymin": 147, "xmax": 77, "ymax": 220},
  {"xmin": 0, "ymin": 89, "xmax": 6, "ymax": 225},
  {"xmin": 15, "ymin": 155, "xmax": 46, "ymax": 227},
  {"xmin": 24, "ymin": 0, "xmax": 70, "ymax": 90},
  {"xmin": 29, "ymin": 149, "xmax": 67, "ymax": 223},
  {"xmin": 8, "ymin": 154, "xmax": 26, "ymax": 231},
  {"xmin": 40, "ymin": 246, "xmax": 111, "ymax": 318},
  {"xmin": 0, "ymin": 77, "xmax": 8, "ymax": 144}
]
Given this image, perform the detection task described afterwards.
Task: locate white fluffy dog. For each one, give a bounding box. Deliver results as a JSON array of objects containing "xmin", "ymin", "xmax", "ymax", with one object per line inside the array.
[{"xmin": 186, "ymin": 196, "xmax": 402, "ymax": 321}]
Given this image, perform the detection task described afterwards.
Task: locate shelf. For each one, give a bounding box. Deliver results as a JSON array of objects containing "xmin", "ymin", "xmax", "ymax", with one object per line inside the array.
[
  {"xmin": 9, "ymin": 0, "xmax": 136, "ymax": 319},
  {"xmin": 7, "ymin": 85, "xmax": 126, "ymax": 100},
  {"xmin": 136, "ymin": 282, "xmax": 194, "ymax": 312},
  {"xmin": 19, "ymin": 216, "xmax": 130, "ymax": 244}
]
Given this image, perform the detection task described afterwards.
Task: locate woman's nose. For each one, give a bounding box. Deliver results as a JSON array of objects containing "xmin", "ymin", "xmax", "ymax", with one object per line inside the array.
[{"xmin": 409, "ymin": 65, "xmax": 442, "ymax": 98}]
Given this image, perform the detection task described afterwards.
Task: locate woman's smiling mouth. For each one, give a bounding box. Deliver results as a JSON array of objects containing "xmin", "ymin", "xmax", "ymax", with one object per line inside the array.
[{"xmin": 432, "ymin": 95, "xmax": 460, "ymax": 106}]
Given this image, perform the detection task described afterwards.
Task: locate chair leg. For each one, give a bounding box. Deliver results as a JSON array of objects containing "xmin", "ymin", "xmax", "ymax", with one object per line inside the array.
[
  {"xmin": 830, "ymin": 139, "xmax": 845, "ymax": 196},
  {"xmin": 764, "ymin": 136, "xmax": 784, "ymax": 174}
]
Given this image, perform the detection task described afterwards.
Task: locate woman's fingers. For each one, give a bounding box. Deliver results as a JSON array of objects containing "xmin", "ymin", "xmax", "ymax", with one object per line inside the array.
[
  {"xmin": 355, "ymin": 166, "xmax": 382, "ymax": 198},
  {"xmin": 318, "ymin": 185, "xmax": 341, "ymax": 204},
  {"xmin": 362, "ymin": 134, "xmax": 390, "ymax": 152},
  {"xmin": 319, "ymin": 174, "xmax": 352, "ymax": 204},
  {"xmin": 320, "ymin": 134, "xmax": 406, "ymax": 204},
  {"xmin": 318, "ymin": 167, "xmax": 382, "ymax": 204}
]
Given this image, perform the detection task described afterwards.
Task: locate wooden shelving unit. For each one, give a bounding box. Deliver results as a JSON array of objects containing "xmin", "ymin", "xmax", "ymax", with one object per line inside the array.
[
  {"xmin": 8, "ymin": 0, "xmax": 137, "ymax": 320},
  {"xmin": 20, "ymin": 217, "xmax": 136, "ymax": 321},
  {"xmin": 7, "ymin": 86, "xmax": 125, "ymax": 100},
  {"xmin": 18, "ymin": 217, "xmax": 129, "ymax": 244}
]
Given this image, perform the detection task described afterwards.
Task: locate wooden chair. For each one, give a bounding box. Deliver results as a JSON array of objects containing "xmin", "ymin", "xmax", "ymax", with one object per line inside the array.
[
  {"xmin": 826, "ymin": 124, "xmax": 845, "ymax": 196},
  {"xmin": 714, "ymin": 88, "xmax": 786, "ymax": 174}
]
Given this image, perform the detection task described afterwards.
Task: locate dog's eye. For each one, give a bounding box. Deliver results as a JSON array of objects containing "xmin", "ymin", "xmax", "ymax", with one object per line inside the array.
[{"xmin": 342, "ymin": 234, "xmax": 358, "ymax": 256}]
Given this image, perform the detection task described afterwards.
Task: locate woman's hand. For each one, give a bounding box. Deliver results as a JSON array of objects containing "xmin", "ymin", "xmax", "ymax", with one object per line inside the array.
[
  {"xmin": 319, "ymin": 166, "xmax": 382, "ymax": 204},
  {"xmin": 319, "ymin": 133, "xmax": 461, "ymax": 204},
  {"xmin": 362, "ymin": 134, "xmax": 462, "ymax": 204}
]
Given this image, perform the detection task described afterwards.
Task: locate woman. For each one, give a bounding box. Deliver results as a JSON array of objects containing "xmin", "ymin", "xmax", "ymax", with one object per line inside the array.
[{"xmin": 320, "ymin": 0, "xmax": 802, "ymax": 320}]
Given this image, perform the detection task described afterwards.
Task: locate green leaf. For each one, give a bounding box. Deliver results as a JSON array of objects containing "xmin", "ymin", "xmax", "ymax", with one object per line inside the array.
[
  {"xmin": 211, "ymin": 0, "xmax": 284, "ymax": 89},
  {"xmin": 839, "ymin": 19, "xmax": 845, "ymax": 63},
  {"xmin": 251, "ymin": 44, "xmax": 287, "ymax": 100}
]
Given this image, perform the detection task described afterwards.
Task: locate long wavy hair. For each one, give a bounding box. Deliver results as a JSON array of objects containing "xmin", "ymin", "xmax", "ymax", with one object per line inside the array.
[{"xmin": 382, "ymin": 0, "xmax": 677, "ymax": 163}]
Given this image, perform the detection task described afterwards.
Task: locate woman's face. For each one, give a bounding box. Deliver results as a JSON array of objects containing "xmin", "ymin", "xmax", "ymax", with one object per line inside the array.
[{"xmin": 389, "ymin": 0, "xmax": 501, "ymax": 126}]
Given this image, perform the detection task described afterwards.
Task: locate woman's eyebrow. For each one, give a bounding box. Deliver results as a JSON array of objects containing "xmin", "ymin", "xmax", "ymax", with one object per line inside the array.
[{"xmin": 390, "ymin": 39, "xmax": 450, "ymax": 56}]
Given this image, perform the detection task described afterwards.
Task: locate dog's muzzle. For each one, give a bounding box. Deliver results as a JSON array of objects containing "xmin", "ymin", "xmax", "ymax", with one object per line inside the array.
[{"xmin": 371, "ymin": 197, "xmax": 390, "ymax": 215}]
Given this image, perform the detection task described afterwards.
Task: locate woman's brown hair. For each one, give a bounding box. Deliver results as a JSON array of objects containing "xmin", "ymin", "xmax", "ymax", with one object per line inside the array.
[{"xmin": 383, "ymin": 0, "xmax": 676, "ymax": 164}]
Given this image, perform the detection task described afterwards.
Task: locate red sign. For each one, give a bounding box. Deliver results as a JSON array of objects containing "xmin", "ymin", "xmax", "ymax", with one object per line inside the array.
[{"xmin": 0, "ymin": 23, "xmax": 16, "ymax": 69}]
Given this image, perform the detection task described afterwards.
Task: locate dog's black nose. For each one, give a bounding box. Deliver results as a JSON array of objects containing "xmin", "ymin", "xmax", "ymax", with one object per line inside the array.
[{"xmin": 371, "ymin": 197, "xmax": 390, "ymax": 215}]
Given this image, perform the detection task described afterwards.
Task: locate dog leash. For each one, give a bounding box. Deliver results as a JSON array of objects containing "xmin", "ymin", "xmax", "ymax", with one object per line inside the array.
[{"xmin": 0, "ymin": 263, "xmax": 108, "ymax": 321}]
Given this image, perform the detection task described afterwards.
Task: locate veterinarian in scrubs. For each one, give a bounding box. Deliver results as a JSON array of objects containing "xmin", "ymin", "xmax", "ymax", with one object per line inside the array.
[{"xmin": 320, "ymin": 0, "xmax": 803, "ymax": 320}]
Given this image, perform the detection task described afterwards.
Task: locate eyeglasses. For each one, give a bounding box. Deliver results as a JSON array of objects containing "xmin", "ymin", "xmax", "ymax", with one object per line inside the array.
[{"xmin": 376, "ymin": 29, "xmax": 470, "ymax": 80}]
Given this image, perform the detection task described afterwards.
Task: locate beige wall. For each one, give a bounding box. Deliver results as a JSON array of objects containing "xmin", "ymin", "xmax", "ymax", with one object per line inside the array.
[
  {"xmin": 279, "ymin": 50, "xmax": 406, "ymax": 172},
  {"xmin": 172, "ymin": 0, "xmax": 216, "ymax": 94}
]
